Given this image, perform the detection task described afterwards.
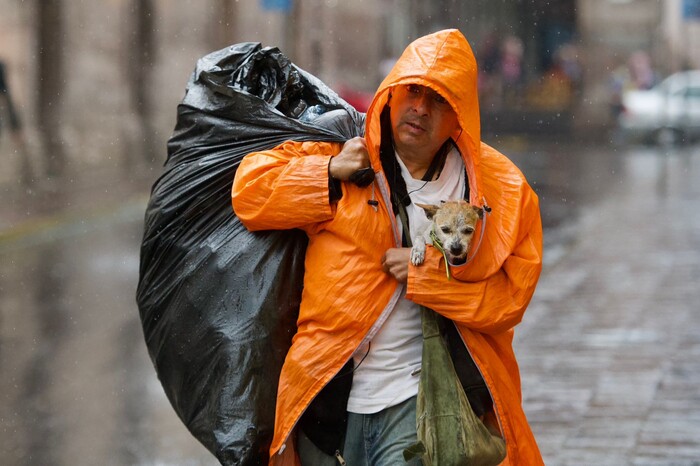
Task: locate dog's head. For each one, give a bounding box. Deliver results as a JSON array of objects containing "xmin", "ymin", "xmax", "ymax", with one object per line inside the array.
[{"xmin": 416, "ymin": 200, "xmax": 483, "ymax": 265}]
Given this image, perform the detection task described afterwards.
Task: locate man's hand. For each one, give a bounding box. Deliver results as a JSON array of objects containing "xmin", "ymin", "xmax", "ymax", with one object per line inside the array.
[
  {"xmin": 329, "ymin": 137, "xmax": 370, "ymax": 181},
  {"xmin": 381, "ymin": 247, "xmax": 412, "ymax": 283}
]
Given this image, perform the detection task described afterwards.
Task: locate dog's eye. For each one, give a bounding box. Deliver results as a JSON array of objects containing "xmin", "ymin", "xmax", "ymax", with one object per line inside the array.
[
  {"xmin": 462, "ymin": 227, "xmax": 474, "ymax": 234},
  {"xmin": 440, "ymin": 226, "xmax": 451, "ymax": 234}
]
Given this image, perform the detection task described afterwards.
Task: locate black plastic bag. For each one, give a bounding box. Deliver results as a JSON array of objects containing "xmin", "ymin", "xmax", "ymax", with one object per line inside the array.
[{"xmin": 136, "ymin": 42, "xmax": 365, "ymax": 465}]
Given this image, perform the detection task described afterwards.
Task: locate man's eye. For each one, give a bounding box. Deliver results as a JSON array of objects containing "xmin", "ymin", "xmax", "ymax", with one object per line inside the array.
[
  {"xmin": 433, "ymin": 94, "xmax": 447, "ymax": 104},
  {"xmin": 407, "ymin": 84, "xmax": 421, "ymax": 94}
]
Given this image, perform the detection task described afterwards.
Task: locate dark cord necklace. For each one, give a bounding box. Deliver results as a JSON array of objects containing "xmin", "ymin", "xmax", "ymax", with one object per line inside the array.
[{"xmin": 421, "ymin": 139, "xmax": 452, "ymax": 182}]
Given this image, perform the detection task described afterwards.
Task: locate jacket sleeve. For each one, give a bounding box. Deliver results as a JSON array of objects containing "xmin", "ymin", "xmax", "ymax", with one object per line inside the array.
[
  {"xmin": 405, "ymin": 191, "xmax": 543, "ymax": 335},
  {"xmin": 231, "ymin": 140, "xmax": 342, "ymax": 231}
]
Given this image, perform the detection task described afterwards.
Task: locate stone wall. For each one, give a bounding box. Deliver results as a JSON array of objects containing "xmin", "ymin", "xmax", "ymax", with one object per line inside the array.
[
  {"xmin": 4, "ymin": 0, "xmax": 693, "ymax": 181},
  {"xmin": 0, "ymin": 0, "xmax": 384, "ymax": 180}
]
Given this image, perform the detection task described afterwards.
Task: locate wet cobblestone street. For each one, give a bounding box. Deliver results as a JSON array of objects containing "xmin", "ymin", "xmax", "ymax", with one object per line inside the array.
[
  {"xmin": 515, "ymin": 144, "xmax": 700, "ymax": 465},
  {"xmin": 1, "ymin": 141, "xmax": 699, "ymax": 465}
]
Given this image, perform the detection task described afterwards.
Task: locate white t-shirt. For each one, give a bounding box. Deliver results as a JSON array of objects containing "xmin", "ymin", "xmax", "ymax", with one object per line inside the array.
[{"xmin": 347, "ymin": 147, "xmax": 466, "ymax": 414}]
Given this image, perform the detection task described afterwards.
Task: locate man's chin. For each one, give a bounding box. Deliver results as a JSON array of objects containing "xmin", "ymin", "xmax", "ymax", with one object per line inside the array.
[{"xmin": 394, "ymin": 132, "xmax": 429, "ymax": 154}]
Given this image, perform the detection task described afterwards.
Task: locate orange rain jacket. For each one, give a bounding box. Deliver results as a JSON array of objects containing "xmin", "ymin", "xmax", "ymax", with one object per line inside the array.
[{"xmin": 232, "ymin": 29, "xmax": 544, "ymax": 466}]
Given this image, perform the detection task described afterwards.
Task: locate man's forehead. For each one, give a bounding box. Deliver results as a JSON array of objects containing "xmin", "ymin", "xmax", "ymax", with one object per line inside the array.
[
  {"xmin": 402, "ymin": 83, "xmax": 440, "ymax": 95},
  {"xmin": 396, "ymin": 83, "xmax": 456, "ymax": 114}
]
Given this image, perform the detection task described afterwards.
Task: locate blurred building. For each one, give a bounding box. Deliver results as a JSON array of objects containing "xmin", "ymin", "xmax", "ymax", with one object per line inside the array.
[
  {"xmin": 578, "ymin": 0, "xmax": 700, "ymax": 127},
  {"xmin": 0, "ymin": 0, "xmax": 699, "ymax": 182}
]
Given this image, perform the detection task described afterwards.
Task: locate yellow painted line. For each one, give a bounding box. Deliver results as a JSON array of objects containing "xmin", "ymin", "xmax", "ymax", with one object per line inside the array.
[
  {"xmin": 0, "ymin": 193, "xmax": 150, "ymax": 248},
  {"xmin": 0, "ymin": 216, "xmax": 65, "ymax": 244}
]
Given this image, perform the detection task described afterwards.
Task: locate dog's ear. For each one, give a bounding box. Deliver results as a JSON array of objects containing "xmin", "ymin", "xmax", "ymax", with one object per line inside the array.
[
  {"xmin": 474, "ymin": 206, "xmax": 484, "ymax": 219},
  {"xmin": 416, "ymin": 203, "xmax": 440, "ymax": 220}
]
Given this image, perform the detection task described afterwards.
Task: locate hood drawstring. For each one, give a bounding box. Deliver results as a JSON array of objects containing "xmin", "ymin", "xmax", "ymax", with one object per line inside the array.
[{"xmin": 367, "ymin": 181, "xmax": 379, "ymax": 211}]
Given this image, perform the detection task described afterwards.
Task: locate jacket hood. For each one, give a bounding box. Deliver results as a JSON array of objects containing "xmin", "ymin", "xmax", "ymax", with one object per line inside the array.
[{"xmin": 365, "ymin": 29, "xmax": 483, "ymax": 201}]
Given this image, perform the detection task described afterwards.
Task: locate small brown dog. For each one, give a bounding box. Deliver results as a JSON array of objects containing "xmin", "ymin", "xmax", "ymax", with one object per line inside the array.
[{"xmin": 411, "ymin": 200, "xmax": 484, "ymax": 266}]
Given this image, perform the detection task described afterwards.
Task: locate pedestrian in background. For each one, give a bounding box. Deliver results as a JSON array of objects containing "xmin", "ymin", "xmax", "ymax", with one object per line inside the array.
[
  {"xmin": 232, "ymin": 29, "xmax": 543, "ymax": 465},
  {"xmin": 0, "ymin": 61, "xmax": 22, "ymax": 139},
  {"xmin": 0, "ymin": 60, "xmax": 32, "ymax": 185}
]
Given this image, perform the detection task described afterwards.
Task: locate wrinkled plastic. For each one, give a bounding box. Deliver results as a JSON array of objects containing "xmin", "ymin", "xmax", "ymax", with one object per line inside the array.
[{"xmin": 136, "ymin": 42, "xmax": 364, "ymax": 465}]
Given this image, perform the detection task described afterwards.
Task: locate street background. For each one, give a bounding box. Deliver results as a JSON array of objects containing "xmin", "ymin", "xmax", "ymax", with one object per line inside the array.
[{"xmin": 2, "ymin": 1, "xmax": 700, "ymax": 465}]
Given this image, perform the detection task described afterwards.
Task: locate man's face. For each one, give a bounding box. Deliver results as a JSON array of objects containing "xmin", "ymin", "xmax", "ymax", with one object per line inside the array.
[{"xmin": 389, "ymin": 84, "xmax": 459, "ymax": 160}]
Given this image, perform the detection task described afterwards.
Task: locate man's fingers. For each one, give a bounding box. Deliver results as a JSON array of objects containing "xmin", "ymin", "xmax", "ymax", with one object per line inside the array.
[
  {"xmin": 381, "ymin": 248, "xmax": 410, "ymax": 283},
  {"xmin": 346, "ymin": 136, "xmax": 367, "ymax": 150},
  {"xmin": 349, "ymin": 167, "xmax": 375, "ymax": 187},
  {"xmin": 330, "ymin": 137, "xmax": 371, "ymax": 181}
]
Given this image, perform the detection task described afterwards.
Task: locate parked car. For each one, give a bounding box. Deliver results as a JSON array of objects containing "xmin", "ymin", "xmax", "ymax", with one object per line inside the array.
[{"xmin": 618, "ymin": 70, "xmax": 700, "ymax": 145}]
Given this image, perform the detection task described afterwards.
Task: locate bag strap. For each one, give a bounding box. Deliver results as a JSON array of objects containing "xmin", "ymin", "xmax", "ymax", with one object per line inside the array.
[{"xmin": 396, "ymin": 201, "xmax": 441, "ymax": 339}]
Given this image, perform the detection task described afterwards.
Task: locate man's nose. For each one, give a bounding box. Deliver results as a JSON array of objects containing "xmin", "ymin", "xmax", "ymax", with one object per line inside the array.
[{"xmin": 411, "ymin": 93, "xmax": 430, "ymax": 114}]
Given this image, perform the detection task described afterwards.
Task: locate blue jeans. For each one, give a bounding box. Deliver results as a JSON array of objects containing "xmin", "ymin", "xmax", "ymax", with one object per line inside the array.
[{"xmin": 298, "ymin": 396, "xmax": 423, "ymax": 466}]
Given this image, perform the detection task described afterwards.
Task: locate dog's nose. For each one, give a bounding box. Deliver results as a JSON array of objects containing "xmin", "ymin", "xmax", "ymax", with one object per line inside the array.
[{"xmin": 449, "ymin": 244, "xmax": 464, "ymax": 255}]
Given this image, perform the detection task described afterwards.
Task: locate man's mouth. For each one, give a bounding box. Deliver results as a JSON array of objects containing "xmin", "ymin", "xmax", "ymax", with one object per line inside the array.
[{"xmin": 404, "ymin": 120, "xmax": 425, "ymax": 132}]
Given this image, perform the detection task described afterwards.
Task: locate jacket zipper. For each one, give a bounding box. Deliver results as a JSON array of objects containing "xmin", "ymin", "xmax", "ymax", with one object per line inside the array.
[
  {"xmin": 277, "ymin": 174, "xmax": 404, "ymax": 456},
  {"xmin": 353, "ymin": 173, "xmax": 405, "ymax": 346},
  {"xmin": 277, "ymin": 286, "xmax": 404, "ymax": 456}
]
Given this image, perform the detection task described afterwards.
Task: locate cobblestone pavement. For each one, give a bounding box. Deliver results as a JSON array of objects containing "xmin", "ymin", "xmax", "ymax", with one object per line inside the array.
[
  {"xmin": 515, "ymin": 145, "xmax": 700, "ymax": 465},
  {"xmin": 1, "ymin": 142, "xmax": 699, "ymax": 465}
]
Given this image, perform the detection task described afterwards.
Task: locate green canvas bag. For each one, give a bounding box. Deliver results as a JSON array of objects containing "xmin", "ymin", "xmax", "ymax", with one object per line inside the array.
[
  {"xmin": 396, "ymin": 201, "xmax": 506, "ymax": 465},
  {"xmin": 403, "ymin": 306, "xmax": 507, "ymax": 465}
]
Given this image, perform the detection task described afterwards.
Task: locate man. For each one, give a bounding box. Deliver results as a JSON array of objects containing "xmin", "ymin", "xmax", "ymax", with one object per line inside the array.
[{"xmin": 232, "ymin": 29, "xmax": 543, "ymax": 466}]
